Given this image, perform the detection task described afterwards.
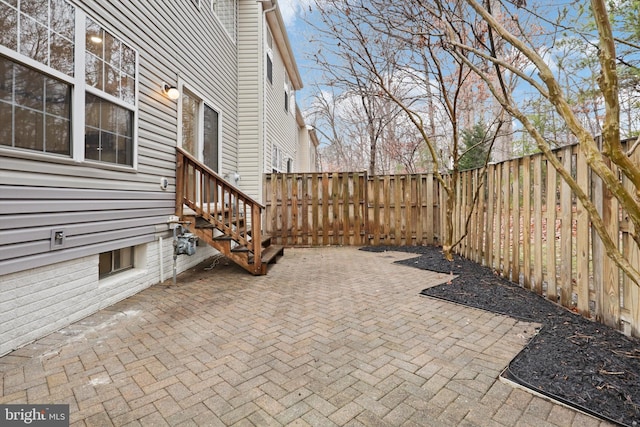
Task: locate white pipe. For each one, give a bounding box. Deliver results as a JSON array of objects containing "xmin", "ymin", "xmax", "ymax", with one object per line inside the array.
[{"xmin": 159, "ymin": 237, "xmax": 164, "ymax": 283}]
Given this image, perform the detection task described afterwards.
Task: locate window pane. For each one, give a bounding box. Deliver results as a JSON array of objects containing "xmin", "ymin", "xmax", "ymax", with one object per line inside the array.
[
  {"xmin": 0, "ymin": 3, "xmax": 18, "ymax": 51},
  {"xmin": 121, "ymin": 73, "xmax": 135, "ymax": 104},
  {"xmin": 181, "ymin": 91, "xmax": 198, "ymax": 156},
  {"xmin": 100, "ymin": 131, "xmax": 116, "ymax": 163},
  {"xmin": 203, "ymin": 105, "xmax": 218, "ymax": 172},
  {"xmin": 120, "ymin": 247, "xmax": 133, "ymax": 269},
  {"xmin": 116, "ymin": 107, "xmax": 131, "ymax": 136},
  {"xmin": 50, "ymin": 0, "xmax": 74, "ymax": 40},
  {"xmin": 103, "ymin": 63, "xmax": 119, "ymax": 98},
  {"xmin": 85, "ymin": 54, "xmax": 103, "ymax": 90},
  {"xmin": 98, "ymin": 252, "xmax": 112, "ymax": 276},
  {"xmin": 86, "ymin": 19, "xmax": 103, "ymax": 59},
  {"xmin": 15, "ymin": 106, "xmax": 43, "ymax": 151},
  {"xmin": 85, "ymin": 93, "xmax": 133, "ymax": 165},
  {"xmin": 85, "ymin": 126, "xmax": 100, "ymax": 160},
  {"xmin": 19, "ymin": 14, "xmax": 48, "ymax": 64},
  {"xmin": 121, "ymin": 45, "xmax": 135, "ymax": 75},
  {"xmin": 45, "ymin": 77, "xmax": 70, "ymax": 117},
  {"xmin": 45, "ymin": 115, "xmax": 70, "ymax": 154},
  {"xmin": 0, "ymin": 59, "xmax": 13, "ymax": 101},
  {"xmin": 85, "ymin": 94, "xmax": 100, "ymax": 128},
  {"xmin": 117, "ymin": 135, "xmax": 132, "ymax": 165},
  {"xmin": 104, "ymin": 32, "xmax": 120, "ymax": 68},
  {"xmin": 0, "ymin": 102, "xmax": 12, "ymax": 146},
  {"xmin": 100, "ymin": 99, "xmax": 117, "ymax": 132},
  {"xmin": 21, "ymin": 0, "xmax": 47, "ymax": 24},
  {"xmin": 50, "ymin": 33, "xmax": 74, "ymax": 76},
  {"xmin": 14, "ymin": 65, "xmax": 44, "ymax": 109}
]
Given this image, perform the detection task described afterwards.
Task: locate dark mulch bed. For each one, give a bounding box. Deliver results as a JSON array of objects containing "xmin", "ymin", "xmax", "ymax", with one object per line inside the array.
[{"xmin": 361, "ymin": 245, "xmax": 640, "ymax": 427}]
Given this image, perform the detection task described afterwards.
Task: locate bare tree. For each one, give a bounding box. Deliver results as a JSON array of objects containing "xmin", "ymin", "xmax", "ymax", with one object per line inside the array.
[
  {"xmin": 308, "ymin": 0, "xmax": 506, "ymax": 259},
  {"xmin": 433, "ymin": 0, "xmax": 640, "ymax": 287}
]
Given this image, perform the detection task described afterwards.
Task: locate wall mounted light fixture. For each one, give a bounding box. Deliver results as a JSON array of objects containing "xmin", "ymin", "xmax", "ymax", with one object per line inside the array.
[{"xmin": 162, "ymin": 83, "xmax": 180, "ymax": 100}]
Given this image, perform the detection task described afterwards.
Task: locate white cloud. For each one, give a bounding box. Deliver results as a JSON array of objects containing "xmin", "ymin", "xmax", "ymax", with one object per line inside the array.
[{"xmin": 278, "ymin": 0, "xmax": 314, "ymax": 26}]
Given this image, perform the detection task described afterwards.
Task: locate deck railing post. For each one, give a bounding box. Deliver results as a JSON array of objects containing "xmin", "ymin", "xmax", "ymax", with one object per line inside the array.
[
  {"xmin": 252, "ymin": 205, "xmax": 262, "ymax": 274},
  {"xmin": 175, "ymin": 151, "xmax": 185, "ymax": 217}
]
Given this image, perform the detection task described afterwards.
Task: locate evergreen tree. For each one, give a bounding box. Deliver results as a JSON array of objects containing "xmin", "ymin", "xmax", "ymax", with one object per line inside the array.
[{"xmin": 459, "ymin": 122, "xmax": 491, "ymax": 170}]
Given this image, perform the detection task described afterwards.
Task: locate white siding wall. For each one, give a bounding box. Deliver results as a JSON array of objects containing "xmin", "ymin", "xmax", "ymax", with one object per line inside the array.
[
  {"xmin": 0, "ymin": 239, "xmax": 216, "ymax": 356},
  {"xmin": 237, "ymin": 1, "xmax": 263, "ymax": 201},
  {"xmin": 265, "ymin": 29, "xmax": 299, "ymax": 175}
]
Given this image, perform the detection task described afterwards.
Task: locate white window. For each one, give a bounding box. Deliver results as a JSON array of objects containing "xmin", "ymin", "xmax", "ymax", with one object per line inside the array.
[
  {"xmin": 180, "ymin": 87, "xmax": 220, "ymax": 173},
  {"xmin": 0, "ymin": 0, "xmax": 138, "ymax": 167},
  {"xmin": 99, "ymin": 246, "xmax": 134, "ymax": 278},
  {"xmin": 284, "ymin": 71, "xmax": 295, "ymax": 115},
  {"xmin": 266, "ymin": 26, "xmax": 273, "ymax": 84},
  {"xmin": 272, "ymin": 144, "xmax": 282, "ymax": 172},
  {"xmin": 0, "ymin": 57, "xmax": 72, "ymax": 155},
  {"xmin": 211, "ymin": 0, "xmax": 236, "ymax": 41}
]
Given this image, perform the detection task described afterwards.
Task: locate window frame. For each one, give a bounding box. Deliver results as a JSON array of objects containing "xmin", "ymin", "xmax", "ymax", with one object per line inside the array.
[
  {"xmin": 210, "ymin": 0, "xmax": 236, "ymax": 42},
  {"xmin": 0, "ymin": 1, "xmax": 139, "ymax": 170},
  {"xmin": 98, "ymin": 246, "xmax": 134, "ymax": 279},
  {"xmin": 272, "ymin": 144, "xmax": 283, "ymax": 173},
  {"xmin": 265, "ymin": 26, "xmax": 273, "ymax": 85},
  {"xmin": 284, "ymin": 70, "xmax": 294, "ymax": 115},
  {"xmin": 177, "ymin": 82, "xmax": 222, "ymax": 174}
]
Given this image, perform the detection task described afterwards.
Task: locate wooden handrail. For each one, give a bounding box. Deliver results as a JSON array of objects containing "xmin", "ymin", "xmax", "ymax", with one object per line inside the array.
[{"xmin": 176, "ymin": 147, "xmax": 263, "ymax": 268}]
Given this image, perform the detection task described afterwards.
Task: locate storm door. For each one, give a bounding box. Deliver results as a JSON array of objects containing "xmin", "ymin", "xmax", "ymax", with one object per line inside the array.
[{"xmin": 181, "ymin": 88, "xmax": 221, "ymax": 207}]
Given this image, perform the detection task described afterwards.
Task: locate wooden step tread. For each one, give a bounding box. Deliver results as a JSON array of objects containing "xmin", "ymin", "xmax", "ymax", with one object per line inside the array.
[{"xmin": 261, "ymin": 245, "xmax": 284, "ymax": 264}]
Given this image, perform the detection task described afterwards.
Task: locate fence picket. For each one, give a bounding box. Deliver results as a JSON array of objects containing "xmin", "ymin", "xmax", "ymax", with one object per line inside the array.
[
  {"xmin": 576, "ymin": 149, "xmax": 590, "ymax": 316},
  {"xmin": 533, "ymin": 155, "xmax": 544, "ymax": 294},
  {"xmin": 512, "ymin": 159, "xmax": 521, "ymax": 283},
  {"xmin": 560, "ymin": 147, "xmax": 573, "ymax": 307}
]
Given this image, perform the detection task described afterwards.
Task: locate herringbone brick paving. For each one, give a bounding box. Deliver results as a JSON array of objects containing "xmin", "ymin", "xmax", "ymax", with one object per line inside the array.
[{"xmin": 0, "ymin": 247, "xmax": 612, "ymax": 426}]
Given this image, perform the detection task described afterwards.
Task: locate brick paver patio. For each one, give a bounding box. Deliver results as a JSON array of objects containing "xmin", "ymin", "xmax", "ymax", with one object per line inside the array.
[{"xmin": 0, "ymin": 247, "xmax": 612, "ymax": 426}]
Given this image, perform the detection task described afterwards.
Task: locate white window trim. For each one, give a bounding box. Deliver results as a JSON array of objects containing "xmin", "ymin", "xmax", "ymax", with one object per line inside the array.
[
  {"xmin": 209, "ymin": 0, "xmax": 236, "ymax": 43},
  {"xmin": 176, "ymin": 79, "xmax": 223, "ymax": 173},
  {"xmin": 272, "ymin": 144, "xmax": 284, "ymax": 172},
  {"xmin": 0, "ymin": 4, "xmax": 139, "ymax": 170}
]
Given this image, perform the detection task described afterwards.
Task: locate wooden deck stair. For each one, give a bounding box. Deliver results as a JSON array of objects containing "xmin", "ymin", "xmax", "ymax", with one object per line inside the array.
[{"xmin": 176, "ymin": 148, "xmax": 283, "ymax": 275}]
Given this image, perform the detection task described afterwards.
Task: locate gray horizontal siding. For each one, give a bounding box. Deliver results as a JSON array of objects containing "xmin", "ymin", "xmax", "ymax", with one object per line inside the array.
[
  {"xmin": 0, "ymin": 186, "xmax": 173, "ymax": 276},
  {"xmin": 1, "ymin": 208, "xmax": 170, "ymax": 229},
  {"xmin": 0, "ymin": 234, "xmax": 154, "ymax": 277},
  {"xmin": 0, "ymin": 216, "xmax": 168, "ymax": 245}
]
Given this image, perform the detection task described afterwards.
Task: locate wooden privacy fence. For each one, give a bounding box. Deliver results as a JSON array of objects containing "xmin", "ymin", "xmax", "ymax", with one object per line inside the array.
[
  {"xmin": 263, "ymin": 142, "xmax": 640, "ymax": 337},
  {"xmin": 263, "ymin": 172, "xmax": 443, "ymax": 247}
]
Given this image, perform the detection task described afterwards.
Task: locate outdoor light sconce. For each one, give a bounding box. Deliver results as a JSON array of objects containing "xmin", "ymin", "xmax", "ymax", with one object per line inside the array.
[{"xmin": 162, "ymin": 83, "xmax": 180, "ymax": 100}]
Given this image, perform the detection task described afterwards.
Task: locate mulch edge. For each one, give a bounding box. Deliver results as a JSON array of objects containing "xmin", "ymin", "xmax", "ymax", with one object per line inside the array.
[
  {"xmin": 421, "ymin": 291, "xmax": 627, "ymax": 427},
  {"xmin": 361, "ymin": 246, "xmax": 636, "ymax": 427}
]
